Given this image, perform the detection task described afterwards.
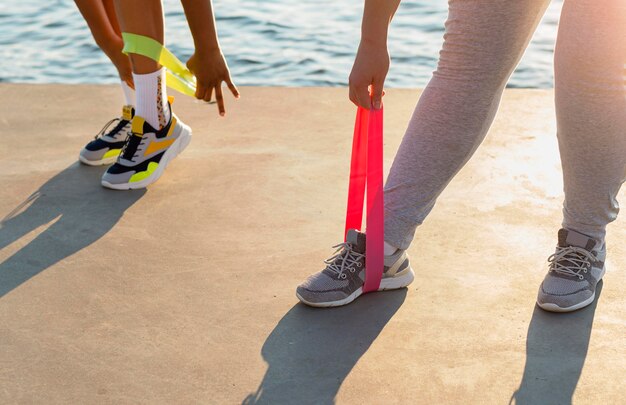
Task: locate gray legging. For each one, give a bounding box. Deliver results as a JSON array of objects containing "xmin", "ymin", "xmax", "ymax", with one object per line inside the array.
[{"xmin": 384, "ymin": 0, "xmax": 626, "ymax": 250}]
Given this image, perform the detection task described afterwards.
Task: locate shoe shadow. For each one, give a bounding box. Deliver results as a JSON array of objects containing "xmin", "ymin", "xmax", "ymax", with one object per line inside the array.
[
  {"xmin": 0, "ymin": 162, "xmax": 145, "ymax": 298},
  {"xmin": 510, "ymin": 282, "xmax": 603, "ymax": 405},
  {"xmin": 242, "ymin": 289, "xmax": 407, "ymax": 405}
]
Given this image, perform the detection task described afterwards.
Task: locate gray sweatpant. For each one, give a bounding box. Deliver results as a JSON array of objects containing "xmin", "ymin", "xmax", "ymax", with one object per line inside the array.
[{"xmin": 384, "ymin": 0, "xmax": 626, "ymax": 250}]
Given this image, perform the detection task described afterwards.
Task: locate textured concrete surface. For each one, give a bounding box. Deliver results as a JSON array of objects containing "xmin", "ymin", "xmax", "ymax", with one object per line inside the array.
[{"xmin": 0, "ymin": 84, "xmax": 624, "ymax": 404}]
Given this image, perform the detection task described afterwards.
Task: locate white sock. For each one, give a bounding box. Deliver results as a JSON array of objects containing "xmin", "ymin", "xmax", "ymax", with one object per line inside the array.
[
  {"xmin": 384, "ymin": 241, "xmax": 398, "ymax": 256},
  {"xmin": 120, "ymin": 80, "xmax": 135, "ymax": 106},
  {"xmin": 132, "ymin": 68, "xmax": 170, "ymax": 129}
]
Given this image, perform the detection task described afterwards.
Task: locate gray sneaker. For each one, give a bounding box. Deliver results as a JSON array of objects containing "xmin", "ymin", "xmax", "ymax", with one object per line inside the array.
[
  {"xmin": 296, "ymin": 229, "xmax": 415, "ymax": 307},
  {"xmin": 537, "ymin": 228, "xmax": 606, "ymax": 313}
]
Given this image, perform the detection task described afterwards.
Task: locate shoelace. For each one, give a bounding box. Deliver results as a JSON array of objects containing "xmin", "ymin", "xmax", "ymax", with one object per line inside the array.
[
  {"xmin": 548, "ymin": 246, "xmax": 595, "ymax": 280},
  {"xmin": 94, "ymin": 117, "xmax": 124, "ymax": 140},
  {"xmin": 119, "ymin": 132, "xmax": 143, "ymax": 163},
  {"xmin": 324, "ymin": 242, "xmax": 365, "ymax": 280}
]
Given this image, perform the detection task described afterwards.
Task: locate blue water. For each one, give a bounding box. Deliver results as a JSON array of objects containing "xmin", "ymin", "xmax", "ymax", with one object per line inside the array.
[{"xmin": 0, "ymin": 0, "xmax": 563, "ymax": 88}]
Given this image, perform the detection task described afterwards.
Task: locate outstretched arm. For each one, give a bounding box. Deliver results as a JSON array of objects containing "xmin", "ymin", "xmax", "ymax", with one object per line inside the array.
[
  {"xmin": 181, "ymin": 0, "xmax": 239, "ymax": 116},
  {"xmin": 349, "ymin": 0, "xmax": 401, "ymax": 110}
]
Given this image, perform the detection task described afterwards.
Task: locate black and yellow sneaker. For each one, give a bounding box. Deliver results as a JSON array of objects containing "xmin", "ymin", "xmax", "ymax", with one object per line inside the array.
[
  {"xmin": 101, "ymin": 109, "xmax": 192, "ymax": 190},
  {"xmin": 79, "ymin": 105, "xmax": 134, "ymax": 166}
]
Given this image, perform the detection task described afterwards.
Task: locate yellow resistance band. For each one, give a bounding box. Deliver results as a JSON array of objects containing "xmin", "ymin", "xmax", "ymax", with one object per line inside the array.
[{"xmin": 122, "ymin": 32, "xmax": 197, "ymax": 97}]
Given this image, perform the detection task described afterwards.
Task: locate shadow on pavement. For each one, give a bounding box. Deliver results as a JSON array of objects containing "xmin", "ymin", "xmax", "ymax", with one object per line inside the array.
[
  {"xmin": 243, "ymin": 289, "xmax": 407, "ymax": 405},
  {"xmin": 511, "ymin": 282, "xmax": 603, "ymax": 405},
  {"xmin": 0, "ymin": 162, "xmax": 145, "ymax": 298}
]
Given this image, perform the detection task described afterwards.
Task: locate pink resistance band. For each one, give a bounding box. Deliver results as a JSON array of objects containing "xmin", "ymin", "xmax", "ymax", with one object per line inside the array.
[{"xmin": 344, "ymin": 106, "xmax": 384, "ymax": 293}]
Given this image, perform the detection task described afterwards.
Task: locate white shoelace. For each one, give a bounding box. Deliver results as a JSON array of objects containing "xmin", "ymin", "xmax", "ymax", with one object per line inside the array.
[
  {"xmin": 548, "ymin": 246, "xmax": 595, "ymax": 280},
  {"xmin": 324, "ymin": 242, "xmax": 364, "ymax": 280}
]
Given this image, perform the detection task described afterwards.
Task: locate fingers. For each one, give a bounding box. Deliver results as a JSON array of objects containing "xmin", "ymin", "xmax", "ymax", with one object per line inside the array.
[
  {"xmin": 355, "ymin": 85, "xmax": 371, "ymax": 110},
  {"xmin": 195, "ymin": 79, "xmax": 237, "ymax": 117},
  {"xmin": 195, "ymin": 83, "xmax": 205, "ymax": 100},
  {"xmin": 349, "ymin": 83, "xmax": 372, "ymax": 110},
  {"xmin": 215, "ymin": 86, "xmax": 225, "ymax": 116},
  {"xmin": 203, "ymin": 87, "xmax": 214, "ymax": 104},
  {"xmin": 123, "ymin": 77, "xmax": 135, "ymax": 90},
  {"xmin": 371, "ymin": 80, "xmax": 384, "ymax": 110},
  {"xmin": 349, "ymin": 83, "xmax": 386, "ymax": 110},
  {"xmin": 226, "ymin": 77, "xmax": 240, "ymax": 99},
  {"xmin": 348, "ymin": 86, "xmax": 358, "ymax": 107}
]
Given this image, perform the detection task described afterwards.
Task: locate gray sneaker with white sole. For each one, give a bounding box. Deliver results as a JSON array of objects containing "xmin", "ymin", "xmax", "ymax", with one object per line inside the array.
[
  {"xmin": 537, "ymin": 228, "xmax": 606, "ymax": 313},
  {"xmin": 296, "ymin": 229, "xmax": 415, "ymax": 307}
]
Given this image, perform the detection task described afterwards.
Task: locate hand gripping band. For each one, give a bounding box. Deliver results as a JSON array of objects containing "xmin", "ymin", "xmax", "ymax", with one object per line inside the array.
[
  {"xmin": 121, "ymin": 32, "xmax": 197, "ymax": 97},
  {"xmin": 345, "ymin": 106, "xmax": 384, "ymax": 293}
]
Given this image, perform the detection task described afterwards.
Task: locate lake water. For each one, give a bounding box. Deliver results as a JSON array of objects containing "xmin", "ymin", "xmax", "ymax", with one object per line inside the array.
[{"xmin": 0, "ymin": 0, "xmax": 563, "ymax": 88}]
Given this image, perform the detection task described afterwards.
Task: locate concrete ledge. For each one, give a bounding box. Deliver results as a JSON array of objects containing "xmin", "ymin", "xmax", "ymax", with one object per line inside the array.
[{"xmin": 0, "ymin": 84, "xmax": 624, "ymax": 403}]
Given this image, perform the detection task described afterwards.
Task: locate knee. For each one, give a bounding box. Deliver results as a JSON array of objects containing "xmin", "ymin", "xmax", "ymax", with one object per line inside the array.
[
  {"xmin": 433, "ymin": 44, "xmax": 515, "ymax": 91},
  {"xmin": 555, "ymin": 55, "xmax": 625, "ymax": 100},
  {"xmin": 554, "ymin": 16, "xmax": 626, "ymax": 97}
]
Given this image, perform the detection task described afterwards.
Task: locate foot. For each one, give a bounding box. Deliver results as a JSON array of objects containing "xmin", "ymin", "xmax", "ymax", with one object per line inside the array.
[
  {"xmin": 537, "ymin": 228, "xmax": 606, "ymax": 313},
  {"xmin": 79, "ymin": 105, "xmax": 134, "ymax": 166},
  {"xmin": 296, "ymin": 229, "xmax": 415, "ymax": 307},
  {"xmin": 101, "ymin": 110, "xmax": 192, "ymax": 190}
]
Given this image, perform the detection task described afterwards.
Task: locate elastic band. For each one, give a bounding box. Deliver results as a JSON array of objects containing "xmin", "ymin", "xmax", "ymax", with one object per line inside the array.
[
  {"xmin": 345, "ymin": 106, "xmax": 385, "ymax": 293},
  {"xmin": 122, "ymin": 32, "xmax": 197, "ymax": 97}
]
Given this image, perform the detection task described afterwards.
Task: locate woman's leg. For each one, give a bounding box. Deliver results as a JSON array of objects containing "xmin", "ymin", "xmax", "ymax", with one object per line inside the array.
[
  {"xmin": 76, "ymin": 0, "xmax": 136, "ymax": 166},
  {"xmin": 113, "ymin": 0, "xmax": 169, "ymax": 129},
  {"xmin": 535, "ymin": 0, "xmax": 625, "ymax": 313},
  {"xmin": 74, "ymin": 0, "xmax": 134, "ymax": 99},
  {"xmin": 102, "ymin": 0, "xmax": 135, "ymax": 104},
  {"xmin": 101, "ymin": 1, "xmax": 192, "ymax": 190},
  {"xmin": 555, "ymin": 0, "xmax": 626, "ymax": 243},
  {"xmin": 384, "ymin": 0, "xmax": 550, "ymax": 250}
]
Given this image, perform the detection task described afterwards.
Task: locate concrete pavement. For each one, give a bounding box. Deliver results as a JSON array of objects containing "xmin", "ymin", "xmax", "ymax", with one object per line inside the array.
[{"xmin": 0, "ymin": 84, "xmax": 624, "ymax": 404}]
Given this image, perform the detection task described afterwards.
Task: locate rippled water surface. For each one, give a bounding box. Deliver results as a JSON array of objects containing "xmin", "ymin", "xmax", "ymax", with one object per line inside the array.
[{"xmin": 0, "ymin": 0, "xmax": 563, "ymax": 87}]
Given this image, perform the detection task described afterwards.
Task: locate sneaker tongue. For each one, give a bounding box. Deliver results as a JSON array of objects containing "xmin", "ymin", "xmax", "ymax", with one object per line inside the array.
[
  {"xmin": 120, "ymin": 116, "xmax": 152, "ymax": 161},
  {"xmin": 346, "ymin": 229, "xmax": 366, "ymax": 254},
  {"xmin": 131, "ymin": 116, "xmax": 147, "ymax": 136},
  {"xmin": 122, "ymin": 105, "xmax": 135, "ymax": 121},
  {"xmin": 558, "ymin": 228, "xmax": 596, "ymax": 251}
]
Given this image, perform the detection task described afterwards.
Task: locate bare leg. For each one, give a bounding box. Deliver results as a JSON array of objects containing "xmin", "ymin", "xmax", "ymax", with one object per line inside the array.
[
  {"xmin": 75, "ymin": 0, "xmax": 133, "ymax": 86},
  {"xmin": 113, "ymin": 0, "xmax": 164, "ymax": 74},
  {"xmin": 113, "ymin": 0, "xmax": 168, "ymax": 129}
]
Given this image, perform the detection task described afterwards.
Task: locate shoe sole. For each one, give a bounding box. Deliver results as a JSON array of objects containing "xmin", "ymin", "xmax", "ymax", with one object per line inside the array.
[
  {"xmin": 296, "ymin": 267, "xmax": 415, "ymax": 308},
  {"xmin": 101, "ymin": 122, "xmax": 192, "ymax": 190},
  {"xmin": 537, "ymin": 265, "xmax": 606, "ymax": 313},
  {"xmin": 78, "ymin": 154, "xmax": 118, "ymax": 166}
]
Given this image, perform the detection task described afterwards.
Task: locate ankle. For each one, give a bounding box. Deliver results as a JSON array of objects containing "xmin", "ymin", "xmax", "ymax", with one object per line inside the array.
[
  {"xmin": 384, "ymin": 241, "xmax": 398, "ymax": 256},
  {"xmin": 132, "ymin": 68, "xmax": 170, "ymax": 129}
]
